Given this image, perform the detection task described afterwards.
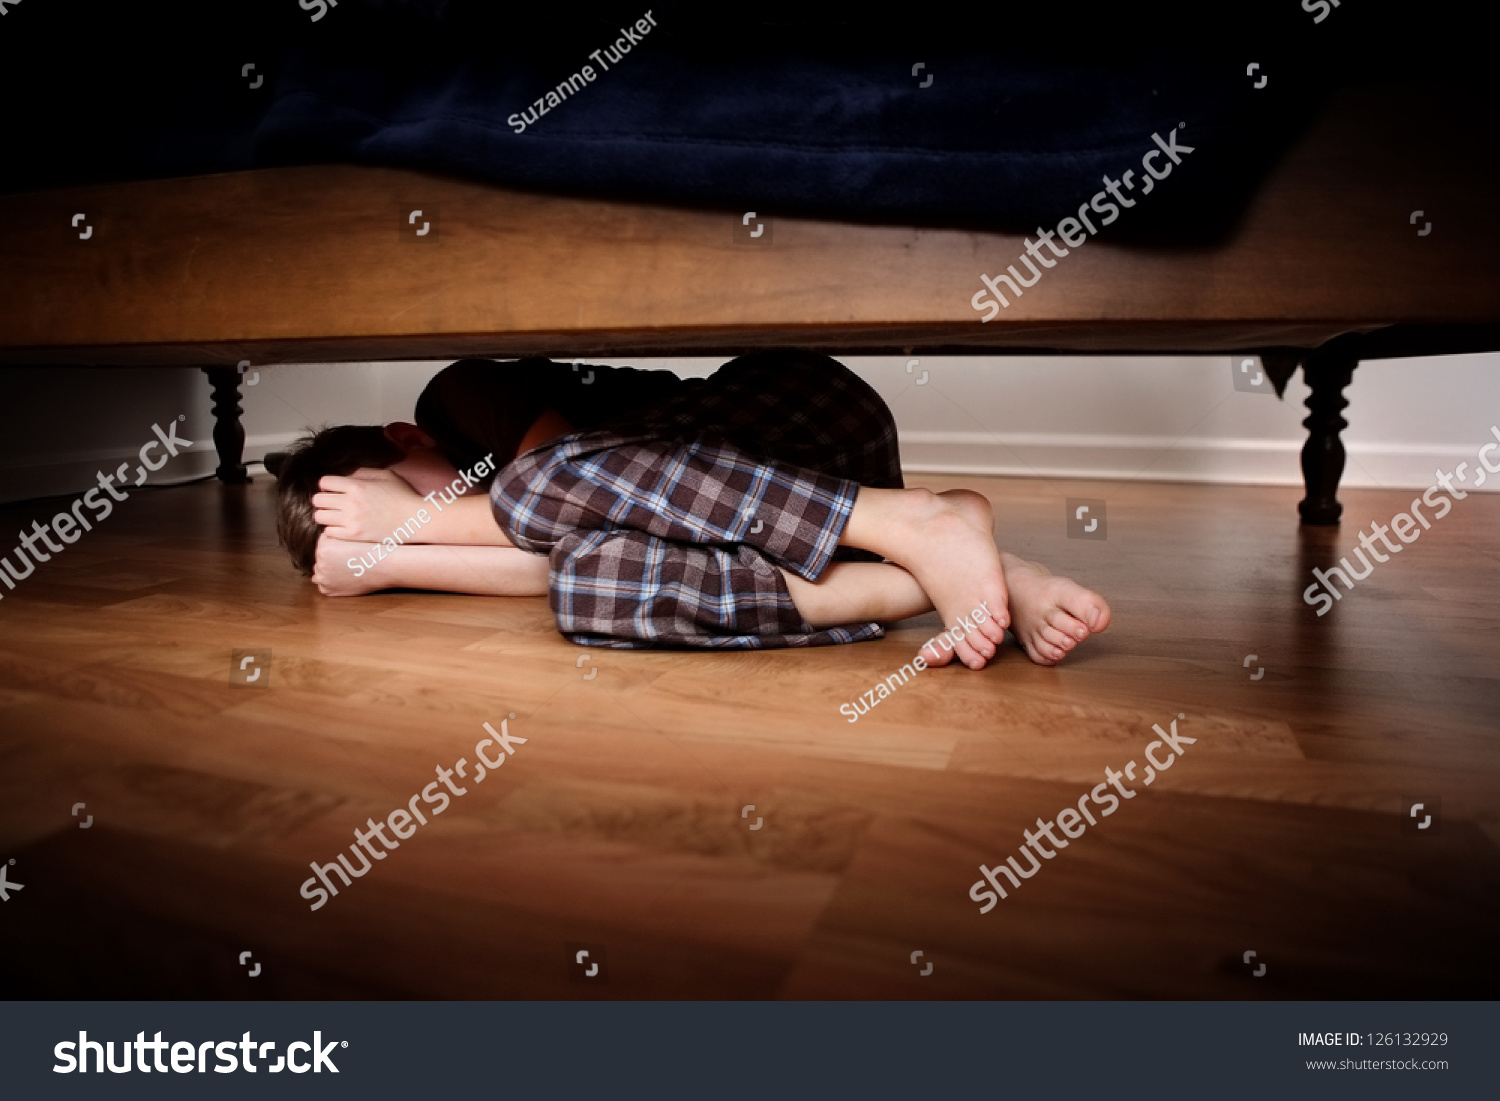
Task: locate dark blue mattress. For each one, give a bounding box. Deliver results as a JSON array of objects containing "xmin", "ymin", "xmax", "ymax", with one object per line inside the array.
[{"xmin": 0, "ymin": 1, "xmax": 1377, "ymax": 242}]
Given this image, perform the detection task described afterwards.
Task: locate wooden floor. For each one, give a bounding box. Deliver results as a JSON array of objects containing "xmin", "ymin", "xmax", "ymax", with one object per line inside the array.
[{"xmin": 1, "ymin": 472, "xmax": 1497, "ymax": 999}]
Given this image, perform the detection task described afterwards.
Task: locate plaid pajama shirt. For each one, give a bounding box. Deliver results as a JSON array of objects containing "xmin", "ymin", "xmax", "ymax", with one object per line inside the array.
[{"xmin": 490, "ymin": 350, "xmax": 904, "ymax": 649}]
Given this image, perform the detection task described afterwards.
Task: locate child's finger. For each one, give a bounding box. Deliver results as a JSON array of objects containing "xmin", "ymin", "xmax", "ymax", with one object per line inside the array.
[
  {"xmin": 317, "ymin": 475, "xmax": 359, "ymax": 493},
  {"xmin": 309, "ymin": 491, "xmax": 347, "ymax": 510},
  {"xmin": 348, "ymin": 467, "xmax": 399, "ymax": 482}
]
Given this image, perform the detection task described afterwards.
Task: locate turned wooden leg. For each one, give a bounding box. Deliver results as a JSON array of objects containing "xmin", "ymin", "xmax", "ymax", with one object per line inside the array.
[
  {"xmin": 1297, "ymin": 342, "xmax": 1358, "ymax": 525},
  {"xmin": 201, "ymin": 367, "xmax": 249, "ymax": 484}
]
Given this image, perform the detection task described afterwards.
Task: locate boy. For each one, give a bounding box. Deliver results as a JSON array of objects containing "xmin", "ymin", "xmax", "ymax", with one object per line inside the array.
[{"xmin": 276, "ymin": 350, "xmax": 1110, "ymax": 668}]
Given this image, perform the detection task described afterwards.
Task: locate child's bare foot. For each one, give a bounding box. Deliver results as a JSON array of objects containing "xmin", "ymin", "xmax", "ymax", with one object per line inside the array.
[
  {"xmin": 841, "ymin": 487, "xmax": 1010, "ymax": 670},
  {"xmin": 937, "ymin": 488, "xmax": 996, "ymax": 537},
  {"xmin": 312, "ymin": 533, "xmax": 393, "ymax": 596},
  {"xmin": 1000, "ymin": 551, "xmax": 1112, "ymax": 665}
]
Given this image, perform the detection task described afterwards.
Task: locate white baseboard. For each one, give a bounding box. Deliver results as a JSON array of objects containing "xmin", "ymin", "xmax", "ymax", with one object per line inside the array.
[
  {"xmin": 4, "ymin": 425, "xmax": 1489, "ymax": 505},
  {"xmin": 898, "ymin": 431, "xmax": 1496, "ymax": 491}
]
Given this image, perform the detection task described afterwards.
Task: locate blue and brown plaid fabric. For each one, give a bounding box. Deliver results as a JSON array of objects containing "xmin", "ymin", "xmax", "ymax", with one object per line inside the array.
[{"xmin": 491, "ymin": 350, "xmax": 904, "ymax": 649}]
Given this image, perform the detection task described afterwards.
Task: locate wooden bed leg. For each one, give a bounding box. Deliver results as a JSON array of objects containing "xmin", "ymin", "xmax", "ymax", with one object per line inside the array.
[
  {"xmin": 201, "ymin": 367, "xmax": 250, "ymax": 484},
  {"xmin": 1297, "ymin": 342, "xmax": 1358, "ymax": 525}
]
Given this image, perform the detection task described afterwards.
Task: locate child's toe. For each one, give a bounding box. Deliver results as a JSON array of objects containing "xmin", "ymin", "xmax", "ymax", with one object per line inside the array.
[
  {"xmin": 1046, "ymin": 607, "xmax": 1091, "ymax": 641},
  {"xmin": 922, "ymin": 639, "xmax": 953, "ymax": 666},
  {"xmin": 965, "ymin": 629, "xmax": 996, "ymax": 659},
  {"xmin": 1038, "ymin": 624, "xmax": 1076, "ymax": 652},
  {"xmin": 1061, "ymin": 588, "xmax": 1110, "ymax": 632},
  {"xmin": 1026, "ymin": 636, "xmax": 1062, "ymax": 665},
  {"xmin": 954, "ymin": 636, "xmax": 987, "ymax": 669}
]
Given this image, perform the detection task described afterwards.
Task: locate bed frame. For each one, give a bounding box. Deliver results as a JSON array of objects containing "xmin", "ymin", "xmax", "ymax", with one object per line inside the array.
[{"xmin": 2, "ymin": 79, "xmax": 1496, "ymax": 524}]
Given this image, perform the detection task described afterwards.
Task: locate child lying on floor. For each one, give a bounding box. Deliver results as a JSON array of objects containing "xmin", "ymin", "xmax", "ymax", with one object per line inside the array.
[{"xmin": 274, "ymin": 351, "xmax": 1110, "ymax": 669}]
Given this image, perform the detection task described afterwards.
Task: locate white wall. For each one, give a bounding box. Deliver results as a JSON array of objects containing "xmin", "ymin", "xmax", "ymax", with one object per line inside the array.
[
  {"xmin": 865, "ymin": 352, "xmax": 1500, "ymax": 491},
  {"xmin": 0, "ymin": 362, "xmax": 427, "ymax": 503},
  {"xmin": 2, "ymin": 352, "xmax": 1497, "ymax": 505}
]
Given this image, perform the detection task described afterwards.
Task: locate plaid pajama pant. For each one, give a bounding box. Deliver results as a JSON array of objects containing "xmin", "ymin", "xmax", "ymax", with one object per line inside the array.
[{"xmin": 491, "ymin": 350, "xmax": 904, "ymax": 649}]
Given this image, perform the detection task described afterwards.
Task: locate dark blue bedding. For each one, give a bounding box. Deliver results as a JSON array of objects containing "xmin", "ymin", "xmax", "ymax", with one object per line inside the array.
[{"xmin": 0, "ymin": 1, "xmax": 1367, "ymax": 241}]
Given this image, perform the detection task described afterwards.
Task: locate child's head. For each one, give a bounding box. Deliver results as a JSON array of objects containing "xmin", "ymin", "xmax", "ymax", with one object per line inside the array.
[
  {"xmin": 274, "ymin": 423, "xmax": 419, "ymax": 576},
  {"xmin": 274, "ymin": 358, "xmax": 533, "ymax": 576}
]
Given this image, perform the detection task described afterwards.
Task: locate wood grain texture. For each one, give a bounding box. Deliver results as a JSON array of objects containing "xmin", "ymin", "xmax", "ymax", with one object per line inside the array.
[
  {"xmin": 0, "ymin": 473, "xmax": 1496, "ymax": 999},
  {"xmin": 1, "ymin": 81, "xmax": 1497, "ymax": 366}
]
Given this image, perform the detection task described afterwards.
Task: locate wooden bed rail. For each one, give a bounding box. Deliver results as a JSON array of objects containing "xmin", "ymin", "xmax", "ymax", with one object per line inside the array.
[{"xmin": 1, "ymin": 81, "xmax": 1496, "ymax": 523}]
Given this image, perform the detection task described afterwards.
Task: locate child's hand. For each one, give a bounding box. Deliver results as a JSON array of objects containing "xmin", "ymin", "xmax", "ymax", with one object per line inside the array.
[
  {"xmin": 312, "ymin": 468, "xmax": 427, "ymax": 543},
  {"xmin": 312, "ymin": 532, "xmax": 387, "ymax": 596}
]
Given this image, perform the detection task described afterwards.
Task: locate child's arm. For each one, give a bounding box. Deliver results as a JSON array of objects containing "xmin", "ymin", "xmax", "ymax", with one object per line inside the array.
[
  {"xmin": 412, "ymin": 492, "xmax": 509, "ymax": 546},
  {"xmin": 313, "ymin": 533, "xmax": 549, "ymax": 597},
  {"xmin": 313, "ymin": 469, "xmax": 513, "ymax": 546}
]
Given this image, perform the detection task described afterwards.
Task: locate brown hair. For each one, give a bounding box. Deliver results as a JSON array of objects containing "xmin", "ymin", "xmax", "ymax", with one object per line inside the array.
[{"xmin": 274, "ymin": 425, "xmax": 404, "ymax": 576}]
